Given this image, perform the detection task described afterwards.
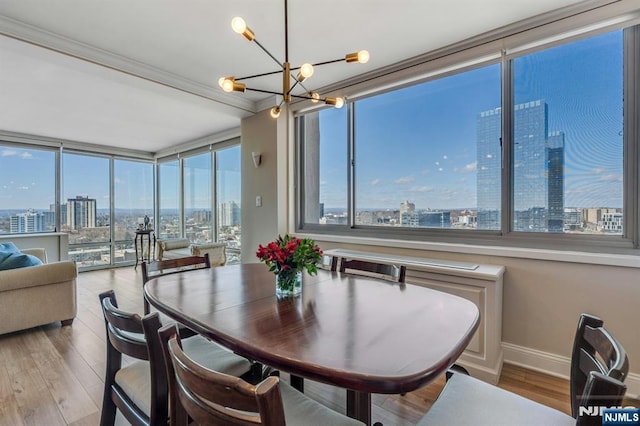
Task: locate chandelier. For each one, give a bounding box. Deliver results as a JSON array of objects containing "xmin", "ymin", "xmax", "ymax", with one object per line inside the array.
[{"xmin": 218, "ymin": 0, "xmax": 369, "ymax": 118}]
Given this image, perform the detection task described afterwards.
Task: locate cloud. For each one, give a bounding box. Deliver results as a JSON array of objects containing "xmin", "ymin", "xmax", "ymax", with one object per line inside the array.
[
  {"xmin": 394, "ymin": 176, "xmax": 415, "ymax": 184},
  {"xmin": 17, "ymin": 186, "xmax": 30, "ymax": 190},
  {"xmin": 114, "ymin": 178, "xmax": 125, "ymax": 184},
  {"xmin": 1, "ymin": 149, "xmax": 33, "ymax": 159},
  {"xmin": 438, "ymin": 167, "xmax": 444, "ymax": 172},
  {"xmin": 319, "ymin": 180, "xmax": 327, "ymax": 185},
  {"xmin": 371, "ymin": 178, "xmax": 380, "ymax": 186},
  {"xmin": 590, "ymin": 168, "xmax": 607, "ymax": 175},
  {"xmin": 455, "ymin": 161, "xmax": 477, "ymax": 173},
  {"xmin": 409, "ymin": 186, "xmax": 434, "ymax": 192},
  {"xmin": 599, "ymin": 174, "xmax": 623, "ymax": 183},
  {"xmin": 443, "ymin": 155, "xmax": 448, "ymax": 160}
]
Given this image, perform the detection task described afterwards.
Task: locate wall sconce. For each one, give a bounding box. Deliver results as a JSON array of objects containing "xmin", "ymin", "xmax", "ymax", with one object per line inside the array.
[{"xmin": 252, "ymin": 151, "xmax": 262, "ymax": 168}]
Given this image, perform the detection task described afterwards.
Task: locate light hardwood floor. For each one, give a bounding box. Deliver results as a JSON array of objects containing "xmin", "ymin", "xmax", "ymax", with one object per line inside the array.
[{"xmin": 0, "ymin": 266, "xmax": 631, "ymax": 425}]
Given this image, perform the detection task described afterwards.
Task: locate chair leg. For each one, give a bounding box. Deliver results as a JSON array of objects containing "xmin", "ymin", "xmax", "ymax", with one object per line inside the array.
[
  {"xmin": 446, "ymin": 363, "xmax": 470, "ymax": 381},
  {"xmin": 290, "ymin": 374, "xmax": 304, "ymax": 393},
  {"xmin": 99, "ymin": 386, "xmax": 117, "ymax": 426},
  {"xmin": 61, "ymin": 318, "xmax": 74, "ymax": 326}
]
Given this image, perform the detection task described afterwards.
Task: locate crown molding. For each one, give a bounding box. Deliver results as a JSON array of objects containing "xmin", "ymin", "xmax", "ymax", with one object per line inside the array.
[
  {"xmin": 0, "ymin": 15, "xmax": 258, "ymax": 114},
  {"xmin": 0, "ymin": 130, "xmax": 155, "ymax": 159}
]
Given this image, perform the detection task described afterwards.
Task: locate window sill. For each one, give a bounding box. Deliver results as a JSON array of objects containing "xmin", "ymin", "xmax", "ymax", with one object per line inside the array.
[{"xmin": 300, "ymin": 232, "xmax": 640, "ymax": 269}]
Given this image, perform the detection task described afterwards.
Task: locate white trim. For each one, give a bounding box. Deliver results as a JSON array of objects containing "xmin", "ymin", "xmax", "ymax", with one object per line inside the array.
[
  {"xmin": 503, "ymin": 342, "xmax": 640, "ymax": 400},
  {"xmin": 0, "ymin": 15, "xmax": 256, "ymax": 114},
  {"xmin": 300, "ymin": 233, "xmax": 640, "ymax": 268},
  {"xmin": 0, "ymin": 130, "xmax": 154, "ymax": 159}
]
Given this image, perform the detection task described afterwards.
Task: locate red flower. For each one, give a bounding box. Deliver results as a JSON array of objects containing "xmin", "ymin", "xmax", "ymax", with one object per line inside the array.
[{"xmin": 256, "ymin": 234, "xmax": 323, "ymax": 276}]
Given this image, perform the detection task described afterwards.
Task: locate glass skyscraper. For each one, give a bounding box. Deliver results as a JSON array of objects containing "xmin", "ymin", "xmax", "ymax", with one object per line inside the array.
[
  {"xmin": 476, "ymin": 107, "xmax": 502, "ymax": 230},
  {"xmin": 477, "ymin": 100, "xmax": 564, "ymax": 232}
]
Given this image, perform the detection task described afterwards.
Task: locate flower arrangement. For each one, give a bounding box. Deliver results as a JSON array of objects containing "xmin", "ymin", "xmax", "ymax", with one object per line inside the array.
[{"xmin": 256, "ymin": 234, "xmax": 323, "ymax": 296}]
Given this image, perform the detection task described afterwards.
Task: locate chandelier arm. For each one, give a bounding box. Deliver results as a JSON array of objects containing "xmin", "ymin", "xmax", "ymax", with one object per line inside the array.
[
  {"xmin": 235, "ymin": 69, "xmax": 285, "ymax": 81},
  {"xmin": 245, "ymin": 87, "xmax": 285, "ymax": 96},
  {"xmin": 253, "ymin": 38, "xmax": 284, "ymax": 69},
  {"xmin": 310, "ymin": 58, "xmax": 347, "ymax": 67},
  {"xmin": 287, "ymin": 79, "xmax": 300, "ymax": 95}
]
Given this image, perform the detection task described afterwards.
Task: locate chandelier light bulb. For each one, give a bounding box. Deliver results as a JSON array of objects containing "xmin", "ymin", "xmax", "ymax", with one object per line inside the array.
[
  {"xmin": 221, "ymin": 78, "xmax": 235, "ymax": 92},
  {"xmin": 270, "ymin": 106, "xmax": 281, "ymax": 118},
  {"xmin": 300, "ymin": 63, "xmax": 314, "ymax": 78},
  {"xmin": 218, "ymin": 77, "xmax": 225, "ymax": 88},
  {"xmin": 310, "ymin": 91, "xmax": 320, "ymax": 103},
  {"xmin": 335, "ymin": 97, "xmax": 345, "ymax": 108},
  {"xmin": 357, "ymin": 50, "xmax": 370, "ymax": 64},
  {"xmin": 231, "ymin": 17, "xmax": 247, "ymax": 34}
]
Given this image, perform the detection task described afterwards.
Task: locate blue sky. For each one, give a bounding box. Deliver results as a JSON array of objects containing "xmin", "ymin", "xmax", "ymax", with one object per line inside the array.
[
  {"xmin": 318, "ymin": 30, "xmax": 623, "ymax": 211},
  {"xmin": 0, "ymin": 145, "xmax": 240, "ymax": 211}
]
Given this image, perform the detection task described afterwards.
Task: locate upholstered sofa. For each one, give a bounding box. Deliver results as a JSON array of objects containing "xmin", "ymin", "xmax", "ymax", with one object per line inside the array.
[
  {"xmin": 156, "ymin": 239, "xmax": 227, "ymax": 266},
  {"xmin": 0, "ymin": 248, "xmax": 78, "ymax": 334}
]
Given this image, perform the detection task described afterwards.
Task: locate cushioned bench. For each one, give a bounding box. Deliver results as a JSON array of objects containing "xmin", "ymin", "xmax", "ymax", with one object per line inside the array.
[{"xmin": 156, "ymin": 238, "xmax": 227, "ymax": 266}]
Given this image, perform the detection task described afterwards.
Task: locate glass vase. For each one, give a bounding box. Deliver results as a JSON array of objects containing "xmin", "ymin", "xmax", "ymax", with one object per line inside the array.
[{"xmin": 275, "ymin": 269, "xmax": 302, "ymax": 298}]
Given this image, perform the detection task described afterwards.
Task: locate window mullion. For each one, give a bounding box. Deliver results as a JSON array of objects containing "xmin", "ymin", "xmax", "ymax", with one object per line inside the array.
[
  {"xmin": 348, "ymin": 102, "xmax": 356, "ymax": 228},
  {"xmin": 501, "ymin": 50, "xmax": 513, "ymax": 235}
]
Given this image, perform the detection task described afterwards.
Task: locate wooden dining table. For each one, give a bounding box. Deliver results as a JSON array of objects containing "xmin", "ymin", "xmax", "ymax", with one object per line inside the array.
[{"xmin": 144, "ymin": 263, "xmax": 480, "ymax": 425}]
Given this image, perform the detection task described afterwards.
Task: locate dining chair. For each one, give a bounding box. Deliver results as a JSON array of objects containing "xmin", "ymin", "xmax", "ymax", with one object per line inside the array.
[
  {"xmin": 339, "ymin": 258, "xmax": 406, "ymax": 283},
  {"xmin": 99, "ymin": 290, "xmax": 254, "ymax": 426},
  {"xmin": 141, "ymin": 254, "xmax": 211, "ymax": 315},
  {"xmin": 160, "ymin": 323, "xmax": 366, "ymax": 426},
  {"xmin": 417, "ymin": 313, "xmax": 629, "ymax": 426}
]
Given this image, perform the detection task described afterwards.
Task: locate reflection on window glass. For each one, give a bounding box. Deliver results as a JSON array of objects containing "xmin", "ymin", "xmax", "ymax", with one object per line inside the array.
[
  {"xmin": 114, "ymin": 159, "xmax": 154, "ymax": 263},
  {"xmin": 354, "ymin": 64, "xmax": 501, "ymax": 229},
  {"xmin": 301, "ymin": 108, "xmax": 348, "ymax": 225},
  {"xmin": 62, "ymin": 152, "xmax": 110, "ymax": 266},
  {"xmin": 217, "ymin": 146, "xmax": 241, "ymax": 264},
  {"xmin": 184, "ymin": 153, "xmax": 212, "ymax": 243},
  {"xmin": 159, "ymin": 161, "xmax": 180, "ymax": 239},
  {"xmin": 513, "ymin": 30, "xmax": 623, "ymax": 234},
  {"xmin": 0, "ymin": 145, "xmax": 56, "ymax": 234}
]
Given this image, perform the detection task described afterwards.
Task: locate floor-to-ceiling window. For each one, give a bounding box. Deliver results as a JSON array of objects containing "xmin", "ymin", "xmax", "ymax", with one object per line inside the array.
[
  {"xmin": 158, "ymin": 159, "xmax": 180, "ymax": 239},
  {"xmin": 184, "ymin": 152, "xmax": 212, "ymax": 243},
  {"xmin": 156, "ymin": 139, "xmax": 241, "ymax": 263},
  {"xmin": 62, "ymin": 152, "xmax": 111, "ymax": 267},
  {"xmin": 0, "ymin": 143, "xmax": 57, "ymax": 234},
  {"xmin": 113, "ymin": 159, "xmax": 154, "ymax": 264},
  {"xmin": 217, "ymin": 145, "xmax": 241, "ymax": 263}
]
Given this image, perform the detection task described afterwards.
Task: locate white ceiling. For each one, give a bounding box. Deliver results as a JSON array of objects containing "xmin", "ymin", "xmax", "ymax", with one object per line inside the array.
[{"xmin": 0, "ymin": 0, "xmax": 588, "ymax": 154}]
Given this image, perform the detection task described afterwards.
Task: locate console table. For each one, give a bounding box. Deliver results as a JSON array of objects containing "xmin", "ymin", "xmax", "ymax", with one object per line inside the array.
[
  {"xmin": 134, "ymin": 229, "xmax": 155, "ymax": 268},
  {"xmin": 325, "ymin": 248, "xmax": 505, "ymax": 384}
]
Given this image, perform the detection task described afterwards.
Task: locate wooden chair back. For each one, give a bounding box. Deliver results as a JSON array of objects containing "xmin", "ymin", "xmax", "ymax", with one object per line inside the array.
[
  {"xmin": 166, "ymin": 331, "xmax": 286, "ymax": 426},
  {"xmin": 571, "ymin": 313, "xmax": 629, "ymax": 424},
  {"xmin": 98, "ymin": 290, "xmax": 168, "ymax": 426},
  {"xmin": 141, "ymin": 254, "xmax": 211, "ymax": 314},
  {"xmin": 339, "ymin": 258, "xmax": 407, "ymax": 283}
]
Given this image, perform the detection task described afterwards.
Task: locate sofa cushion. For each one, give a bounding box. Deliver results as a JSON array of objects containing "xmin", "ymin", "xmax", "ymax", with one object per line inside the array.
[{"xmin": 0, "ymin": 242, "xmax": 44, "ymax": 271}]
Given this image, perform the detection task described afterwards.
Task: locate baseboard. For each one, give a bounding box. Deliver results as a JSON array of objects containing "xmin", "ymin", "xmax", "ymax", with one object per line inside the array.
[{"xmin": 502, "ymin": 342, "xmax": 640, "ymax": 400}]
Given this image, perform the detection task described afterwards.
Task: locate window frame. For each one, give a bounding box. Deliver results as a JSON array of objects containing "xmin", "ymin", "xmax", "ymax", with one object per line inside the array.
[{"xmin": 295, "ymin": 23, "xmax": 639, "ymax": 254}]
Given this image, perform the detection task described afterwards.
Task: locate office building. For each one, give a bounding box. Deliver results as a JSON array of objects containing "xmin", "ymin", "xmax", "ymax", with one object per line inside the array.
[{"xmin": 67, "ymin": 196, "xmax": 97, "ymax": 230}]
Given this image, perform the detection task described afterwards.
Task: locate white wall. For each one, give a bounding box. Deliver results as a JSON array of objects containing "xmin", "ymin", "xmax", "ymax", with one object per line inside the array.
[{"xmin": 240, "ymin": 109, "xmax": 288, "ymax": 262}]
